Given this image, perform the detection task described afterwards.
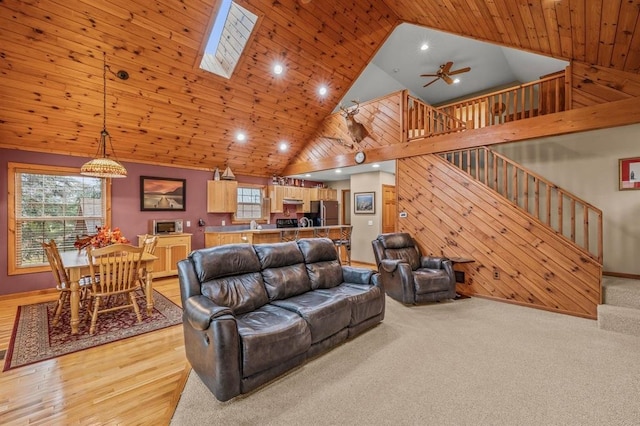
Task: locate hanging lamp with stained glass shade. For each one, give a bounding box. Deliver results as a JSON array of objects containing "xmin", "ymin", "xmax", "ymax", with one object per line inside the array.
[{"xmin": 81, "ymin": 52, "xmax": 127, "ymax": 178}]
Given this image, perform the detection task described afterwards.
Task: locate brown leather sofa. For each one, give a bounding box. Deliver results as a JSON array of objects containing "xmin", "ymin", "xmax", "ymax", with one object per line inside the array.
[
  {"xmin": 372, "ymin": 233, "xmax": 456, "ymax": 304},
  {"xmin": 178, "ymin": 237, "xmax": 385, "ymax": 401}
]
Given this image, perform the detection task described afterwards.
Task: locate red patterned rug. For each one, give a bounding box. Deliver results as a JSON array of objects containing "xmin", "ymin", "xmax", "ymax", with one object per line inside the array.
[{"xmin": 3, "ymin": 289, "xmax": 182, "ymax": 371}]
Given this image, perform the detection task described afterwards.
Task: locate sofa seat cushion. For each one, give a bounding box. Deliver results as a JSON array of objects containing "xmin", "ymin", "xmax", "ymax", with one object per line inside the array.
[
  {"xmin": 316, "ymin": 284, "xmax": 384, "ymax": 326},
  {"xmin": 236, "ymin": 304, "xmax": 311, "ymax": 378},
  {"xmin": 413, "ymin": 268, "xmax": 452, "ymax": 294},
  {"xmin": 272, "ymin": 292, "xmax": 351, "ymax": 344}
]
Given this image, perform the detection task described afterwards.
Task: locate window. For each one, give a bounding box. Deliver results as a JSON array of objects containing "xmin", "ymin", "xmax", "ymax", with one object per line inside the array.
[
  {"xmin": 235, "ymin": 185, "xmax": 264, "ymax": 220},
  {"xmin": 8, "ymin": 162, "xmax": 110, "ymax": 275},
  {"xmin": 199, "ymin": 0, "xmax": 258, "ymax": 78}
]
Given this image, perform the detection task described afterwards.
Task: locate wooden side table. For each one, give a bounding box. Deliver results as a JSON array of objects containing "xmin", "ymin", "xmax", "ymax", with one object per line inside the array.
[{"xmin": 447, "ymin": 257, "xmax": 475, "ymax": 283}]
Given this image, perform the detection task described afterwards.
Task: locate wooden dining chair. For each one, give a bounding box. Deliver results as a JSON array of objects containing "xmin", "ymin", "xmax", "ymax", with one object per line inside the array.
[
  {"xmin": 138, "ymin": 234, "xmax": 159, "ymax": 287},
  {"xmin": 86, "ymin": 244, "xmax": 144, "ymax": 335},
  {"xmin": 42, "ymin": 240, "xmax": 93, "ymax": 326},
  {"xmin": 313, "ymin": 227, "xmax": 331, "ymax": 238}
]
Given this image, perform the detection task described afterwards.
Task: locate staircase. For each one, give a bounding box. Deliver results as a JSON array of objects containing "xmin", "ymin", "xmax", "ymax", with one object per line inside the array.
[{"xmin": 598, "ymin": 277, "xmax": 640, "ymax": 337}]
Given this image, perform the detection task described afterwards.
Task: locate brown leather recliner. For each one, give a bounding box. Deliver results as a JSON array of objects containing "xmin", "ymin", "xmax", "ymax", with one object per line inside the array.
[{"xmin": 372, "ymin": 233, "xmax": 456, "ymax": 304}]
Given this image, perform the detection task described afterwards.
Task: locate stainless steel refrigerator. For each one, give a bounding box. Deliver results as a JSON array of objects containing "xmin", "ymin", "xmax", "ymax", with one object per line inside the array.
[{"xmin": 307, "ymin": 200, "xmax": 339, "ymax": 226}]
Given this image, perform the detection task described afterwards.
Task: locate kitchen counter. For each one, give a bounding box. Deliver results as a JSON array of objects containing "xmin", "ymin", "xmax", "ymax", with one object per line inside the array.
[{"xmin": 204, "ymin": 225, "xmax": 349, "ymax": 247}]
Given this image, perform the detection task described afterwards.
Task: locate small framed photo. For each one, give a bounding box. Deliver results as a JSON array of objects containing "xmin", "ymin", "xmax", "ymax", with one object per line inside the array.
[
  {"xmin": 354, "ymin": 192, "xmax": 375, "ymax": 214},
  {"xmin": 140, "ymin": 176, "xmax": 186, "ymax": 211},
  {"xmin": 619, "ymin": 157, "xmax": 640, "ymax": 190}
]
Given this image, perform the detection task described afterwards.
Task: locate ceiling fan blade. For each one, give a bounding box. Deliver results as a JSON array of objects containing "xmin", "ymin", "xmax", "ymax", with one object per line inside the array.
[
  {"xmin": 442, "ymin": 74, "xmax": 454, "ymax": 85},
  {"xmin": 448, "ymin": 66, "xmax": 471, "ymax": 76},
  {"xmin": 441, "ymin": 61, "xmax": 453, "ymax": 74},
  {"xmin": 420, "ymin": 73, "xmax": 439, "ymax": 77},
  {"xmin": 423, "ymin": 78, "xmax": 440, "ymax": 87}
]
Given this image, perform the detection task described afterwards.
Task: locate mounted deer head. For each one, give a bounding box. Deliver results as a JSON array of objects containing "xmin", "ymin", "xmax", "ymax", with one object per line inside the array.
[{"xmin": 339, "ymin": 100, "xmax": 367, "ymax": 145}]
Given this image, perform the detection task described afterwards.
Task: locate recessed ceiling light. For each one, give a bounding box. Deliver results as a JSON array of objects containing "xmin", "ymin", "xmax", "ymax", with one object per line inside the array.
[
  {"xmin": 318, "ymin": 86, "xmax": 328, "ymax": 96},
  {"xmin": 273, "ymin": 63, "xmax": 284, "ymax": 75},
  {"xmin": 453, "ymin": 78, "xmax": 460, "ymax": 84},
  {"xmin": 372, "ymin": 163, "xmax": 380, "ymax": 168},
  {"xmin": 236, "ymin": 132, "xmax": 246, "ymax": 141},
  {"xmin": 279, "ymin": 141, "xmax": 288, "ymax": 151},
  {"xmin": 305, "ymin": 174, "xmax": 311, "ymax": 177},
  {"xmin": 335, "ymin": 169, "xmax": 342, "ymax": 173},
  {"xmin": 420, "ymin": 43, "xmax": 429, "ymax": 51}
]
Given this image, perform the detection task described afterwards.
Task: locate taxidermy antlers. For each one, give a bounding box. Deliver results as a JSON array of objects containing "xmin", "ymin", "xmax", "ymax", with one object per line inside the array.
[{"xmin": 339, "ymin": 100, "xmax": 368, "ymax": 145}]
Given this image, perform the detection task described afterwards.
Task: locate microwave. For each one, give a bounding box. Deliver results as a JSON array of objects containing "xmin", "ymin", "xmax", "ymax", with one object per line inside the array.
[{"xmin": 150, "ymin": 219, "xmax": 183, "ymax": 235}]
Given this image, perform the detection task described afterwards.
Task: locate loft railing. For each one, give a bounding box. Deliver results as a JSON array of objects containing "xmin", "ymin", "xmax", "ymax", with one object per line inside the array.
[
  {"xmin": 404, "ymin": 92, "xmax": 467, "ymax": 141},
  {"xmin": 441, "ymin": 146, "xmax": 603, "ymax": 263},
  {"xmin": 437, "ymin": 70, "xmax": 568, "ymax": 130}
]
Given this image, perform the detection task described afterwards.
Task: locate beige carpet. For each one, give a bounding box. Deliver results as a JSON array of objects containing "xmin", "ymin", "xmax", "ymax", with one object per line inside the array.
[{"xmin": 171, "ymin": 297, "xmax": 640, "ymax": 425}]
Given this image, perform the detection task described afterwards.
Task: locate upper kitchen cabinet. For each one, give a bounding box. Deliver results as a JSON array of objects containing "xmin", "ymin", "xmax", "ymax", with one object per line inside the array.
[
  {"xmin": 310, "ymin": 187, "xmax": 337, "ymax": 201},
  {"xmin": 207, "ymin": 180, "xmax": 238, "ymax": 213}
]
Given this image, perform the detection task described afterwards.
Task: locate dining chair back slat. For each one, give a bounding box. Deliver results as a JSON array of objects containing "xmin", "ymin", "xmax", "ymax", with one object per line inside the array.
[{"xmin": 86, "ymin": 243, "xmax": 144, "ymax": 334}]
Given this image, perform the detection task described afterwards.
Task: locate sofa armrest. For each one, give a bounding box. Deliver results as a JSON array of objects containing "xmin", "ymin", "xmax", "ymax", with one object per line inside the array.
[
  {"xmin": 342, "ymin": 266, "xmax": 374, "ymax": 285},
  {"xmin": 184, "ymin": 295, "xmax": 234, "ymax": 331}
]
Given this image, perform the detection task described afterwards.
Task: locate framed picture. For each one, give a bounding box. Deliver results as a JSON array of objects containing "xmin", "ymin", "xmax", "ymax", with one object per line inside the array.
[
  {"xmin": 619, "ymin": 157, "xmax": 640, "ymax": 190},
  {"xmin": 140, "ymin": 176, "xmax": 186, "ymax": 211},
  {"xmin": 354, "ymin": 192, "xmax": 375, "ymax": 214}
]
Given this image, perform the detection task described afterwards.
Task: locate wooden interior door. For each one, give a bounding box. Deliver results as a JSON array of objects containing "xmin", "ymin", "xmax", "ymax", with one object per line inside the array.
[
  {"xmin": 381, "ymin": 184, "xmax": 396, "ymax": 234},
  {"xmin": 342, "ymin": 189, "xmax": 351, "ymax": 225}
]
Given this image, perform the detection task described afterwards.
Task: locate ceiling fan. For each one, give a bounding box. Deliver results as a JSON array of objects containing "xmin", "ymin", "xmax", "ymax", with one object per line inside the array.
[{"xmin": 420, "ymin": 61, "xmax": 471, "ymax": 87}]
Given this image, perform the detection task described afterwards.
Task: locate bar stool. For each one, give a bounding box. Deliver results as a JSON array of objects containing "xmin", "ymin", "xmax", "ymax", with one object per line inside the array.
[
  {"xmin": 313, "ymin": 227, "xmax": 331, "ymax": 238},
  {"xmin": 333, "ymin": 225, "xmax": 352, "ymax": 265},
  {"xmin": 280, "ymin": 228, "xmax": 299, "ymax": 242}
]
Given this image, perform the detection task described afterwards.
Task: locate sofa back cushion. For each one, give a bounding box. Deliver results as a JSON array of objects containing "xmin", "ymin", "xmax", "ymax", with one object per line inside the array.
[
  {"xmin": 297, "ymin": 238, "xmax": 343, "ymax": 289},
  {"xmin": 375, "ymin": 233, "xmax": 421, "ymax": 270},
  {"xmin": 190, "ymin": 244, "xmax": 268, "ymax": 315},
  {"xmin": 254, "ymin": 242, "xmax": 312, "ymax": 301}
]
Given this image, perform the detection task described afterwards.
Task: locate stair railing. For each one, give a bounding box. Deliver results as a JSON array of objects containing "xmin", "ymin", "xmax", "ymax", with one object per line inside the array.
[
  {"xmin": 441, "ymin": 146, "xmax": 603, "ymax": 263},
  {"xmin": 404, "ymin": 93, "xmax": 467, "ymax": 141}
]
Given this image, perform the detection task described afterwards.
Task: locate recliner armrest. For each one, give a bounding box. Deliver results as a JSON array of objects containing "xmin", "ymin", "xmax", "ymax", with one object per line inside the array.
[
  {"xmin": 380, "ymin": 258, "xmax": 403, "ymax": 273},
  {"xmin": 184, "ymin": 295, "xmax": 234, "ymax": 330},
  {"xmin": 420, "ymin": 256, "xmax": 448, "ymax": 270},
  {"xmin": 342, "ymin": 266, "xmax": 374, "ymax": 285}
]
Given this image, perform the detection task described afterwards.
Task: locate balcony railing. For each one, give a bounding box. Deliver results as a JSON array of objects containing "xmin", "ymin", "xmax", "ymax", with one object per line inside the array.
[{"xmin": 404, "ymin": 93, "xmax": 467, "ymax": 141}]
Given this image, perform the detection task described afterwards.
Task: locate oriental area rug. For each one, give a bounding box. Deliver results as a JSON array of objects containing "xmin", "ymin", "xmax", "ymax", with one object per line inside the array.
[{"xmin": 3, "ymin": 289, "xmax": 182, "ymax": 371}]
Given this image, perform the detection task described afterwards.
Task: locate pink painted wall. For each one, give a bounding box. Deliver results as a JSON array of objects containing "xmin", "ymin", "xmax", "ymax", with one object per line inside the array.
[{"xmin": 0, "ymin": 148, "xmax": 316, "ymax": 295}]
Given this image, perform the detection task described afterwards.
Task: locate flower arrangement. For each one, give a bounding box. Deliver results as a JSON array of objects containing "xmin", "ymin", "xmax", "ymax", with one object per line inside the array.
[{"xmin": 88, "ymin": 226, "xmax": 130, "ymax": 248}]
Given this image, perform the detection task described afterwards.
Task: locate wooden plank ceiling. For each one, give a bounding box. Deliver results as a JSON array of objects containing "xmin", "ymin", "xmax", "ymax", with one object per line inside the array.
[{"xmin": 1, "ymin": 0, "xmax": 639, "ymax": 176}]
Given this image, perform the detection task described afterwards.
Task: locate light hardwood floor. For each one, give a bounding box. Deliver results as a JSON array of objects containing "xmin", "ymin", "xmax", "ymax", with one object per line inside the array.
[
  {"xmin": 0, "ymin": 278, "xmax": 189, "ymax": 425},
  {"xmin": 0, "ymin": 261, "xmax": 374, "ymax": 425}
]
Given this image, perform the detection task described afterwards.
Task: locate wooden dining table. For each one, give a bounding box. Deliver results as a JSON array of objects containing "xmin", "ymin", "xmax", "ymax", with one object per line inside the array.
[{"xmin": 60, "ymin": 249, "xmax": 158, "ymax": 334}]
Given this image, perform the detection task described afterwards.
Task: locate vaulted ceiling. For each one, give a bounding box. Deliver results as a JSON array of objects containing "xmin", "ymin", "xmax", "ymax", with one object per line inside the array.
[{"xmin": 1, "ymin": 0, "xmax": 639, "ymax": 177}]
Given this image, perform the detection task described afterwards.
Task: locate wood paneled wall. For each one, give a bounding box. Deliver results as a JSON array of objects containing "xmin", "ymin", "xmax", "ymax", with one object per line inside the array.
[
  {"xmin": 286, "ymin": 91, "xmax": 403, "ymax": 174},
  {"xmin": 396, "ymin": 154, "xmax": 602, "ymax": 319}
]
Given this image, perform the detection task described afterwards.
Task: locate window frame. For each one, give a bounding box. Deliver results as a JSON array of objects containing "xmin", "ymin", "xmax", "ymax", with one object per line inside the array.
[
  {"xmin": 233, "ymin": 183, "xmax": 267, "ymax": 223},
  {"xmin": 7, "ymin": 162, "xmax": 112, "ymax": 275}
]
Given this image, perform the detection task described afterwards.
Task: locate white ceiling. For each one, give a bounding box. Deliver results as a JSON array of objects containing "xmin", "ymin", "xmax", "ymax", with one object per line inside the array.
[{"xmin": 295, "ymin": 23, "xmax": 568, "ymax": 182}]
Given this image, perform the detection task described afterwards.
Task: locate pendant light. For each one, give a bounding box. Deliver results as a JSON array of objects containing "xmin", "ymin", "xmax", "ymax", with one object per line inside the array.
[{"xmin": 81, "ymin": 52, "xmax": 127, "ymax": 178}]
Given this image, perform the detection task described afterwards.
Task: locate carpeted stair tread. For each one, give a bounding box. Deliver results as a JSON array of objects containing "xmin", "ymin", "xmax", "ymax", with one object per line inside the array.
[
  {"xmin": 597, "ymin": 304, "xmax": 640, "ymax": 337},
  {"xmin": 602, "ymin": 277, "xmax": 640, "ymax": 310}
]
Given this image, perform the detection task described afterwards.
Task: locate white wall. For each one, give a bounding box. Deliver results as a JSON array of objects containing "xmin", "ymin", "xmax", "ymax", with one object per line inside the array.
[
  {"xmin": 350, "ymin": 171, "xmax": 395, "ymax": 264},
  {"xmin": 328, "ymin": 179, "xmax": 350, "ymax": 224},
  {"xmin": 493, "ymin": 123, "xmax": 640, "ymax": 275}
]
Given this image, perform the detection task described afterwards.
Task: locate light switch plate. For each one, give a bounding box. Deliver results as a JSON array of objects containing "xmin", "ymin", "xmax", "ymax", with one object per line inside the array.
[{"xmin": 368, "ymin": 220, "xmax": 373, "ymax": 226}]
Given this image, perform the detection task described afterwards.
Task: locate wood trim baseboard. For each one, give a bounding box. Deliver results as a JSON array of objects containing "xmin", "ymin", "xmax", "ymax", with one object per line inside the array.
[{"xmin": 603, "ymin": 271, "xmax": 640, "ymax": 280}]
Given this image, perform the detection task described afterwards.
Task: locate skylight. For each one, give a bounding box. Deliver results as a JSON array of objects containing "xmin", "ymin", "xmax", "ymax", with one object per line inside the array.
[{"xmin": 200, "ymin": 0, "xmax": 258, "ymax": 79}]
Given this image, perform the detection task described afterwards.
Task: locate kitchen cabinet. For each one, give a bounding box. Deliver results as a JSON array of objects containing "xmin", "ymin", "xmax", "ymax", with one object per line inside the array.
[
  {"xmin": 205, "ymin": 232, "xmax": 253, "ymax": 247},
  {"xmin": 310, "ymin": 187, "xmax": 338, "ymax": 201},
  {"xmin": 268, "ymin": 185, "xmax": 285, "ymax": 213},
  {"xmin": 138, "ymin": 233, "xmax": 192, "ymax": 278},
  {"xmin": 268, "ymin": 185, "xmax": 308, "ymax": 213},
  {"xmin": 207, "ymin": 180, "xmax": 238, "ymax": 213}
]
